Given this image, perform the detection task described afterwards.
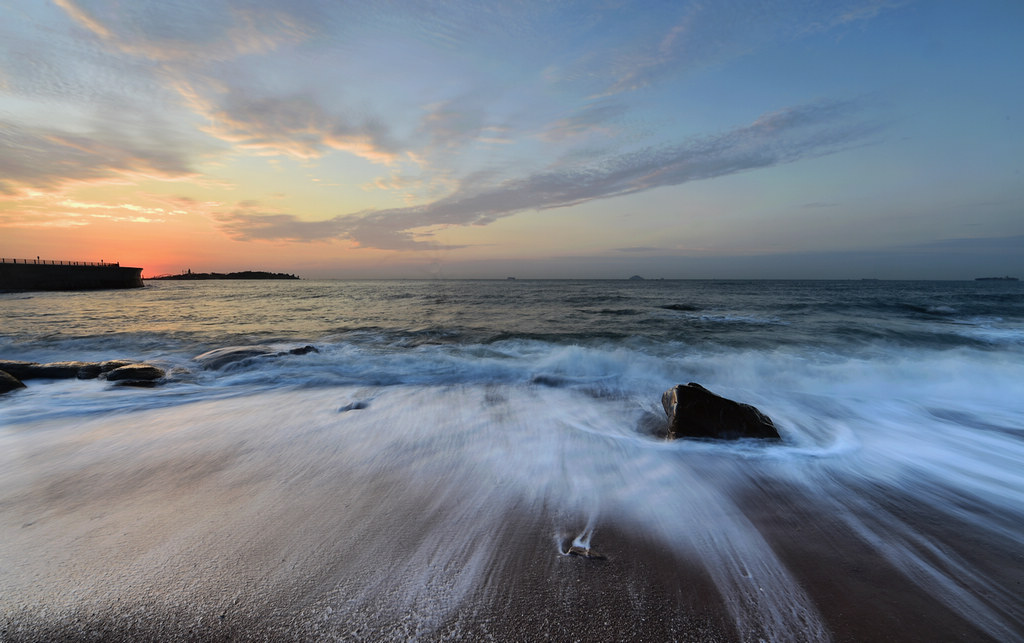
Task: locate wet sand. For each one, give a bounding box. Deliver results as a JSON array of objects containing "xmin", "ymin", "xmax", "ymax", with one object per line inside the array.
[
  {"xmin": 0, "ymin": 460, "xmax": 731, "ymax": 641},
  {"xmin": 1, "ymin": 390, "xmax": 1020, "ymax": 642},
  {"xmin": 0, "ymin": 491, "xmax": 1007, "ymax": 642}
]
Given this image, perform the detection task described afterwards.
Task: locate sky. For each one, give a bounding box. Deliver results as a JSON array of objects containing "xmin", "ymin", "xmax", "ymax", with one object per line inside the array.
[{"xmin": 1, "ymin": 0, "xmax": 1022, "ymax": 279}]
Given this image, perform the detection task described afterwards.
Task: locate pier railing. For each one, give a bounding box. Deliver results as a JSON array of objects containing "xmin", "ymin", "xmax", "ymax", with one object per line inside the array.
[{"xmin": 1, "ymin": 258, "xmax": 119, "ymax": 267}]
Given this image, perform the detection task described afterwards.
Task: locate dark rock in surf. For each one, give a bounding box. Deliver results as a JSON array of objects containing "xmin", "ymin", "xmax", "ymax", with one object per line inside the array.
[
  {"xmin": 32, "ymin": 362, "xmax": 85, "ymax": 379},
  {"xmin": 0, "ymin": 360, "xmax": 41, "ymax": 380},
  {"xmin": 661, "ymin": 383, "xmax": 780, "ymax": 440},
  {"xmin": 112, "ymin": 379, "xmax": 160, "ymax": 388},
  {"xmin": 105, "ymin": 364, "xmax": 166, "ymax": 383},
  {"xmin": 285, "ymin": 345, "xmax": 318, "ymax": 356},
  {"xmin": 338, "ymin": 400, "xmax": 369, "ymax": 412},
  {"xmin": 0, "ymin": 360, "xmax": 102, "ymax": 380},
  {"xmin": 76, "ymin": 362, "xmax": 103, "ymax": 379},
  {"xmin": 532, "ymin": 374, "xmax": 569, "ymax": 388},
  {"xmin": 100, "ymin": 359, "xmax": 134, "ymax": 373},
  {"xmin": 0, "ymin": 370, "xmax": 26, "ymax": 394}
]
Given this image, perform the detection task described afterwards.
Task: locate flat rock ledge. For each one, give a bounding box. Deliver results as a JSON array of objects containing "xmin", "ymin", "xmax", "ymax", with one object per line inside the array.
[
  {"xmin": 0, "ymin": 345, "xmax": 320, "ymax": 395},
  {"xmin": 0, "ymin": 359, "xmax": 167, "ymax": 394}
]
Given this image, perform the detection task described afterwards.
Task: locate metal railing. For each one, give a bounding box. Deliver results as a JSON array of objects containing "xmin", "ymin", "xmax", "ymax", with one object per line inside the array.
[{"xmin": 0, "ymin": 258, "xmax": 119, "ymax": 267}]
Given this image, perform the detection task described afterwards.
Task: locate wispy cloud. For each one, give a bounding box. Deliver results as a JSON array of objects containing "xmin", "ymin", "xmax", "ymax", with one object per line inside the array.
[
  {"xmin": 582, "ymin": 1, "xmax": 910, "ymax": 98},
  {"xmin": 0, "ymin": 120, "xmax": 196, "ymax": 196},
  {"xmin": 541, "ymin": 100, "xmax": 626, "ymax": 142},
  {"xmin": 218, "ymin": 99, "xmax": 879, "ymax": 249},
  {"xmin": 50, "ymin": 1, "xmax": 407, "ymax": 166},
  {"xmin": 178, "ymin": 84, "xmax": 401, "ymax": 163},
  {"xmin": 54, "ymin": 0, "xmax": 310, "ymax": 62}
]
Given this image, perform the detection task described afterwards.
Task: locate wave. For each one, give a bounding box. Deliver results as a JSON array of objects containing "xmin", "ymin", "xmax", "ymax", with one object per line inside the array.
[{"xmin": 4, "ymin": 367, "xmax": 1022, "ymax": 639}]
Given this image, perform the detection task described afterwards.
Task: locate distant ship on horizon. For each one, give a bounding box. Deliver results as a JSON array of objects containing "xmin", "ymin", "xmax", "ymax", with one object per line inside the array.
[{"xmin": 974, "ymin": 276, "xmax": 1018, "ymax": 281}]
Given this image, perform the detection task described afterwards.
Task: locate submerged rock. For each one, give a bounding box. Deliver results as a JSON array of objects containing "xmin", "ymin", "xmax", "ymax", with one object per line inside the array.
[
  {"xmin": 194, "ymin": 345, "xmax": 319, "ymax": 370},
  {"xmin": 661, "ymin": 383, "xmax": 780, "ymax": 440},
  {"xmin": 105, "ymin": 364, "xmax": 166, "ymax": 382},
  {"xmin": 0, "ymin": 370, "xmax": 26, "ymax": 394},
  {"xmin": 193, "ymin": 346, "xmax": 276, "ymax": 370},
  {"xmin": 338, "ymin": 401, "xmax": 369, "ymax": 412}
]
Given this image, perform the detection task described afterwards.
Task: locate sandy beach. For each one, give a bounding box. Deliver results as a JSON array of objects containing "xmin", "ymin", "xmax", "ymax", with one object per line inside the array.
[{"xmin": 2, "ymin": 386, "xmax": 1018, "ymax": 642}]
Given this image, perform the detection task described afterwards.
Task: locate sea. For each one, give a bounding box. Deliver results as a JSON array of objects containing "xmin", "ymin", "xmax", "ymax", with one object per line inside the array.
[{"xmin": 1, "ymin": 279, "xmax": 1023, "ymax": 641}]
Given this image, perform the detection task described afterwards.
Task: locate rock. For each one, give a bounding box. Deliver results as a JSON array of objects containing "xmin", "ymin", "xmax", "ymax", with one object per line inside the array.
[
  {"xmin": 32, "ymin": 361, "xmax": 103, "ymax": 379},
  {"xmin": 0, "ymin": 359, "xmax": 169, "ymax": 389},
  {"xmin": 338, "ymin": 401, "xmax": 369, "ymax": 412},
  {"xmin": 76, "ymin": 363, "xmax": 103, "ymax": 379},
  {"xmin": 1, "ymin": 359, "xmax": 122, "ymax": 382},
  {"xmin": 105, "ymin": 364, "xmax": 165, "ymax": 382},
  {"xmin": 100, "ymin": 359, "xmax": 135, "ymax": 373},
  {"xmin": 30, "ymin": 362, "xmax": 81, "ymax": 378},
  {"xmin": 195, "ymin": 345, "xmax": 319, "ymax": 369},
  {"xmin": 0, "ymin": 370, "xmax": 26, "ymax": 394},
  {"xmin": 193, "ymin": 346, "xmax": 276, "ymax": 370},
  {"xmin": 567, "ymin": 544, "xmax": 607, "ymax": 560},
  {"xmin": 661, "ymin": 383, "xmax": 780, "ymax": 440},
  {"xmin": 111, "ymin": 379, "xmax": 160, "ymax": 388},
  {"xmin": 0, "ymin": 360, "xmax": 40, "ymax": 379}
]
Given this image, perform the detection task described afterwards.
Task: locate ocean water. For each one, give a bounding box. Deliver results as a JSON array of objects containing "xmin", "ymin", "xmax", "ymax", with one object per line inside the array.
[{"xmin": 2, "ymin": 279, "xmax": 1023, "ymax": 640}]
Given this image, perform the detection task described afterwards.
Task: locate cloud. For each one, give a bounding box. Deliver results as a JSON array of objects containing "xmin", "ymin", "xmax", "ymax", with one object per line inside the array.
[
  {"xmin": 579, "ymin": 1, "xmax": 910, "ymax": 98},
  {"xmin": 418, "ymin": 99, "xmax": 492, "ymax": 150},
  {"xmin": 175, "ymin": 83, "xmax": 401, "ymax": 163},
  {"xmin": 218, "ymin": 209, "xmax": 346, "ymax": 243},
  {"xmin": 541, "ymin": 101, "xmax": 627, "ymax": 141},
  {"xmin": 901, "ymin": 234, "xmax": 1024, "ymax": 254},
  {"xmin": 217, "ymin": 205, "xmax": 466, "ymax": 251},
  {"xmin": 48, "ymin": 1, "xmax": 406, "ymax": 166},
  {"xmin": 0, "ymin": 120, "xmax": 196, "ymax": 196},
  {"xmin": 218, "ymin": 98, "xmax": 879, "ymax": 249},
  {"xmin": 53, "ymin": 0, "xmax": 311, "ymax": 63}
]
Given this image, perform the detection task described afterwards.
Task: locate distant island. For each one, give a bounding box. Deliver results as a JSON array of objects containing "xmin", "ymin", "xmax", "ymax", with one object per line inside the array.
[
  {"xmin": 974, "ymin": 276, "xmax": 1018, "ymax": 281},
  {"xmin": 149, "ymin": 270, "xmax": 300, "ymax": 281}
]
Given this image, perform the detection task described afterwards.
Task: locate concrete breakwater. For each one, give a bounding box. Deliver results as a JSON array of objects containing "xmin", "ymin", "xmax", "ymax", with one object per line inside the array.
[{"xmin": 0, "ymin": 258, "xmax": 143, "ymax": 292}]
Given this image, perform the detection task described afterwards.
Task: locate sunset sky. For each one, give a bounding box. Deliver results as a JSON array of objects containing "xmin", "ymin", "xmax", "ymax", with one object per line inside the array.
[{"xmin": 1, "ymin": 1, "xmax": 1022, "ymax": 279}]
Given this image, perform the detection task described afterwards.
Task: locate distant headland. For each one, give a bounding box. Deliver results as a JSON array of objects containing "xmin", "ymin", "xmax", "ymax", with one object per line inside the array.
[
  {"xmin": 0, "ymin": 257, "xmax": 143, "ymax": 292},
  {"xmin": 149, "ymin": 270, "xmax": 300, "ymax": 281}
]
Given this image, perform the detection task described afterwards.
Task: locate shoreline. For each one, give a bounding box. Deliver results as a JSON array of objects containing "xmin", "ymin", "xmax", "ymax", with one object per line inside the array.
[
  {"xmin": 1, "ymin": 498, "xmax": 1005, "ymax": 642},
  {"xmin": 1, "ymin": 388, "xmax": 1020, "ymax": 642}
]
